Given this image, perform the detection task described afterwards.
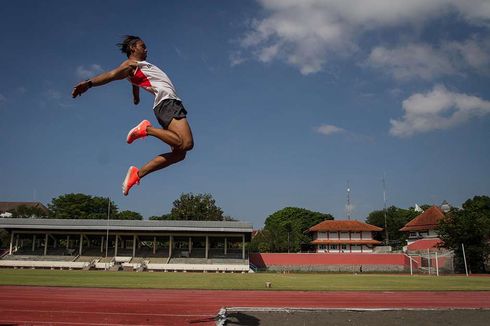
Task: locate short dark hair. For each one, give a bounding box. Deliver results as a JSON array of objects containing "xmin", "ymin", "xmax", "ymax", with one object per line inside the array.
[{"xmin": 117, "ymin": 35, "xmax": 141, "ymax": 58}]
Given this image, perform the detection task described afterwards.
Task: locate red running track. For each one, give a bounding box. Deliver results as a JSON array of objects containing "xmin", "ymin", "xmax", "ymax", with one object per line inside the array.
[{"xmin": 1, "ymin": 286, "xmax": 490, "ymax": 325}]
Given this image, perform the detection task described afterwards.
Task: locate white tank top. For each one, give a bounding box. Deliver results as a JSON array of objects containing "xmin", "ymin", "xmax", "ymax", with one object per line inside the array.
[{"xmin": 128, "ymin": 61, "xmax": 180, "ymax": 108}]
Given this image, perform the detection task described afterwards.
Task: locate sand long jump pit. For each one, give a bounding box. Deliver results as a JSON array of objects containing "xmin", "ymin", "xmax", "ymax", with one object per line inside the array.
[{"xmin": 217, "ymin": 307, "xmax": 490, "ymax": 325}]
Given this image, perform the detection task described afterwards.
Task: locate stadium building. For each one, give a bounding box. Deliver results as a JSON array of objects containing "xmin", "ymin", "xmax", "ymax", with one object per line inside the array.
[{"xmin": 0, "ymin": 218, "xmax": 253, "ymax": 272}]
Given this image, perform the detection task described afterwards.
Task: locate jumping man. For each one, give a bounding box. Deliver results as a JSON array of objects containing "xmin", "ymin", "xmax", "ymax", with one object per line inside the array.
[{"xmin": 72, "ymin": 35, "xmax": 194, "ymax": 195}]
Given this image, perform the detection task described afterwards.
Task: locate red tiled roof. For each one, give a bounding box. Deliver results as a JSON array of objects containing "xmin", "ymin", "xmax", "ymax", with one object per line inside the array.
[
  {"xmin": 400, "ymin": 206, "xmax": 445, "ymax": 232},
  {"xmin": 308, "ymin": 220, "xmax": 383, "ymax": 232},
  {"xmin": 311, "ymin": 239, "xmax": 381, "ymax": 245},
  {"xmin": 0, "ymin": 202, "xmax": 49, "ymax": 214},
  {"xmin": 407, "ymin": 238, "xmax": 443, "ymax": 251}
]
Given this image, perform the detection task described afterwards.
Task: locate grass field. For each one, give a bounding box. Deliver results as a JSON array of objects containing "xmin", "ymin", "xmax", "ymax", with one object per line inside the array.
[{"xmin": 1, "ymin": 269, "xmax": 489, "ymax": 291}]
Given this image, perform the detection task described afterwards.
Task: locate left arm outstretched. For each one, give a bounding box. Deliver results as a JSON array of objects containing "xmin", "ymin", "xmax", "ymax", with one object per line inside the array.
[{"xmin": 72, "ymin": 60, "xmax": 137, "ymax": 98}]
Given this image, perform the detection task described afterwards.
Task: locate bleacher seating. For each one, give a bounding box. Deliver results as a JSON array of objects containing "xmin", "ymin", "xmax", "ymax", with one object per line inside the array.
[
  {"xmin": 0, "ymin": 255, "xmax": 89, "ymax": 269},
  {"xmin": 145, "ymin": 256, "xmax": 249, "ymax": 272},
  {"xmin": 0, "ymin": 250, "xmax": 250, "ymax": 272}
]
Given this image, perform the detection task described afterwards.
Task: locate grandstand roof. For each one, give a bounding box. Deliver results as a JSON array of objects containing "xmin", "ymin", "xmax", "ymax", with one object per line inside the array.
[
  {"xmin": 308, "ymin": 220, "xmax": 383, "ymax": 232},
  {"xmin": 0, "ymin": 218, "xmax": 253, "ymax": 233},
  {"xmin": 400, "ymin": 206, "xmax": 445, "ymax": 232}
]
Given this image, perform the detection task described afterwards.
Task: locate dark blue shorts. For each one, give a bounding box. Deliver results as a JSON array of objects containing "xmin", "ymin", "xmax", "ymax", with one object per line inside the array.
[{"xmin": 153, "ymin": 99, "xmax": 187, "ymax": 129}]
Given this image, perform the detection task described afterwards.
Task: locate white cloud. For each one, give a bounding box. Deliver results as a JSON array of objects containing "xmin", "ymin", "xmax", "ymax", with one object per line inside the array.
[
  {"xmin": 390, "ymin": 85, "xmax": 490, "ymax": 137},
  {"xmin": 316, "ymin": 124, "xmax": 375, "ymax": 143},
  {"xmin": 230, "ymin": 52, "xmax": 246, "ymax": 66},
  {"xmin": 388, "ymin": 88, "xmax": 404, "ymax": 97},
  {"xmin": 367, "ymin": 37, "xmax": 490, "ymax": 80},
  {"xmin": 238, "ymin": 0, "xmax": 490, "ymax": 74},
  {"xmin": 367, "ymin": 44, "xmax": 457, "ymax": 81},
  {"xmin": 76, "ymin": 64, "xmax": 103, "ymax": 79},
  {"xmin": 452, "ymin": 0, "xmax": 490, "ymax": 25},
  {"xmin": 316, "ymin": 124, "xmax": 345, "ymax": 136},
  {"xmin": 443, "ymin": 37, "xmax": 490, "ymax": 73}
]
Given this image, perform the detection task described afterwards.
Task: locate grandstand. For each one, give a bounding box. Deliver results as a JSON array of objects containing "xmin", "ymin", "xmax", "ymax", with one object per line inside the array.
[{"xmin": 0, "ymin": 218, "xmax": 253, "ymax": 273}]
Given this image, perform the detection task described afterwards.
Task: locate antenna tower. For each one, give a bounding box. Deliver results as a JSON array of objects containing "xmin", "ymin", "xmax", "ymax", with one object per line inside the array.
[{"xmin": 346, "ymin": 180, "xmax": 351, "ymax": 220}]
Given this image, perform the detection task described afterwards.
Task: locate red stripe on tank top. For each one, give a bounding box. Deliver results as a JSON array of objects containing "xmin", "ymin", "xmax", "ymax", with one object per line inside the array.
[{"xmin": 131, "ymin": 69, "xmax": 152, "ymax": 87}]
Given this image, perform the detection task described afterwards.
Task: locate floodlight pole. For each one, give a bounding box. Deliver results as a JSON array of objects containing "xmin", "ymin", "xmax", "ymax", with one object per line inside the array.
[
  {"xmin": 287, "ymin": 232, "xmax": 290, "ymax": 253},
  {"xmin": 105, "ymin": 198, "xmax": 110, "ymax": 259}
]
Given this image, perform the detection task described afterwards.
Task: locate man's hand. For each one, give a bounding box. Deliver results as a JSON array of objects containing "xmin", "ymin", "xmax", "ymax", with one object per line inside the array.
[{"xmin": 72, "ymin": 80, "xmax": 92, "ymax": 98}]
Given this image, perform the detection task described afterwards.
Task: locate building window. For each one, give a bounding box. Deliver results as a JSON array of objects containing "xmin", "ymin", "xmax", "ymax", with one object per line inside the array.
[
  {"xmin": 362, "ymin": 232, "xmax": 371, "ymax": 239},
  {"xmin": 330, "ymin": 245, "xmax": 337, "ymax": 250}
]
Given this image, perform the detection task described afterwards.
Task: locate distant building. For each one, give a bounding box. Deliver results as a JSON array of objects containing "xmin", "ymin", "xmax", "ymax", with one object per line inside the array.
[
  {"xmin": 399, "ymin": 204, "xmax": 452, "ymax": 253},
  {"xmin": 400, "ymin": 205, "xmax": 445, "ymax": 245},
  {"xmin": 307, "ymin": 220, "xmax": 383, "ymax": 253},
  {"xmin": 0, "ymin": 202, "xmax": 49, "ymax": 218}
]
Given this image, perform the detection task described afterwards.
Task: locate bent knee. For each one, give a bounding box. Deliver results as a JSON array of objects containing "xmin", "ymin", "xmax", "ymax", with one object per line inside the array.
[
  {"xmin": 171, "ymin": 150, "xmax": 187, "ymax": 162},
  {"xmin": 178, "ymin": 139, "xmax": 194, "ymax": 152},
  {"xmin": 185, "ymin": 140, "xmax": 194, "ymax": 151}
]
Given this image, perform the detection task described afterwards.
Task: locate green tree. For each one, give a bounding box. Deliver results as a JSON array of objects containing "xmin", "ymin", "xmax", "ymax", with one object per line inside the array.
[
  {"xmin": 48, "ymin": 193, "xmax": 118, "ymax": 219},
  {"xmin": 116, "ymin": 210, "xmax": 143, "ymax": 220},
  {"xmin": 169, "ymin": 193, "xmax": 226, "ymax": 221},
  {"xmin": 250, "ymin": 207, "xmax": 333, "ymax": 253},
  {"xmin": 438, "ymin": 196, "xmax": 490, "ymax": 273},
  {"xmin": 366, "ymin": 206, "xmax": 418, "ymax": 249},
  {"xmin": 149, "ymin": 214, "xmax": 171, "ymax": 220},
  {"xmin": 8, "ymin": 205, "xmax": 48, "ymax": 218}
]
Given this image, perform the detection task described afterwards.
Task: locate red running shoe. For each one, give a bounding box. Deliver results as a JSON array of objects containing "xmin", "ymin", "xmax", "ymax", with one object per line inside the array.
[
  {"xmin": 122, "ymin": 166, "xmax": 140, "ymax": 196},
  {"xmin": 126, "ymin": 120, "xmax": 152, "ymax": 144}
]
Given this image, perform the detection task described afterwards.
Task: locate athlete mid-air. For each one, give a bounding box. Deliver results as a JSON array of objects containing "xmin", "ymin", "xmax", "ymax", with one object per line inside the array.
[{"xmin": 72, "ymin": 35, "xmax": 194, "ymax": 196}]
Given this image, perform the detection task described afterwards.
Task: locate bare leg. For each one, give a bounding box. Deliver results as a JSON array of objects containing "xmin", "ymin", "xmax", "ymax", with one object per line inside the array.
[
  {"xmin": 138, "ymin": 150, "xmax": 186, "ymax": 177},
  {"xmin": 138, "ymin": 118, "xmax": 194, "ymax": 178},
  {"xmin": 146, "ymin": 127, "xmax": 182, "ymax": 148}
]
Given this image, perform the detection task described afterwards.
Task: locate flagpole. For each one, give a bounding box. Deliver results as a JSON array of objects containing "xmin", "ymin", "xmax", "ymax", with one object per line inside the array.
[{"xmin": 105, "ymin": 198, "xmax": 110, "ymax": 259}]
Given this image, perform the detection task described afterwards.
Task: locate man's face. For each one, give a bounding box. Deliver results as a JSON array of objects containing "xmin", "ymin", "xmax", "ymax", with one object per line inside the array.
[{"xmin": 132, "ymin": 40, "xmax": 148, "ymax": 60}]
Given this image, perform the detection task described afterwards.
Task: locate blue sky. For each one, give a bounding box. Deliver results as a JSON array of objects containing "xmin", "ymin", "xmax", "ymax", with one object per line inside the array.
[{"xmin": 1, "ymin": 0, "xmax": 489, "ymax": 227}]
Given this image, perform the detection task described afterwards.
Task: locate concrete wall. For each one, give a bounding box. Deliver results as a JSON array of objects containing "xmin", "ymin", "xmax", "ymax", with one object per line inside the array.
[
  {"xmin": 250, "ymin": 253, "xmax": 410, "ymax": 272},
  {"xmin": 266, "ymin": 264, "xmax": 406, "ymax": 272}
]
